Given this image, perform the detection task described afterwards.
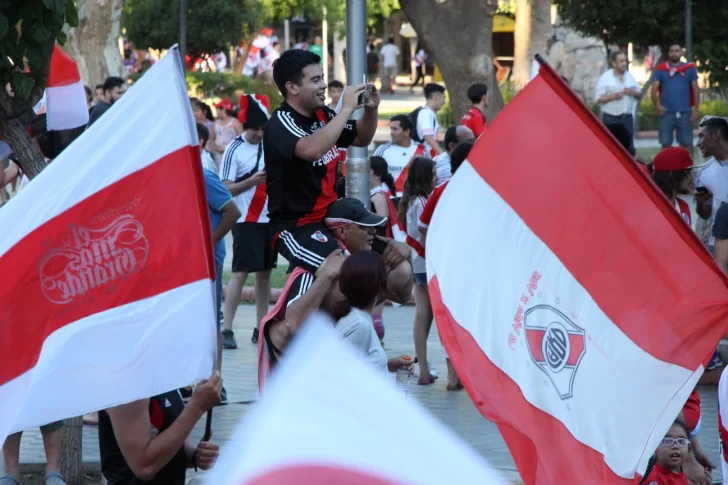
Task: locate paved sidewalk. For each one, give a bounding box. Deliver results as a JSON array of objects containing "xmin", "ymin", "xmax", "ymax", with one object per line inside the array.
[{"xmin": 12, "ymin": 304, "xmax": 724, "ymax": 483}]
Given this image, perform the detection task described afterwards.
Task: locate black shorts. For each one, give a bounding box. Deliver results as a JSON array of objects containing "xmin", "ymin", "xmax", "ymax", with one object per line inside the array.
[
  {"xmin": 231, "ymin": 223, "xmax": 277, "ymax": 273},
  {"xmin": 274, "ymin": 223, "xmax": 340, "ymax": 273}
]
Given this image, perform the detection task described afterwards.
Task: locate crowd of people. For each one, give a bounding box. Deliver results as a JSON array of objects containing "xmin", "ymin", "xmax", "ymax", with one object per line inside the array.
[{"xmin": 2, "ymin": 39, "xmax": 728, "ymax": 485}]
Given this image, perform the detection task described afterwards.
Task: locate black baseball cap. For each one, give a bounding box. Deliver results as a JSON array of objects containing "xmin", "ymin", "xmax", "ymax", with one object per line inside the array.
[{"xmin": 325, "ymin": 198, "xmax": 387, "ymax": 227}]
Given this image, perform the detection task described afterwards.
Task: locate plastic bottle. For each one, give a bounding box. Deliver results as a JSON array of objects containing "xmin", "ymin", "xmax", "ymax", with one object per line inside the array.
[{"xmin": 395, "ymin": 355, "xmax": 413, "ymax": 396}]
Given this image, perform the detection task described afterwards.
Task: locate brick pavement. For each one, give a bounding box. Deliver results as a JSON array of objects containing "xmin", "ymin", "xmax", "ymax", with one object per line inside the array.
[{"xmin": 11, "ymin": 304, "xmax": 724, "ymax": 483}]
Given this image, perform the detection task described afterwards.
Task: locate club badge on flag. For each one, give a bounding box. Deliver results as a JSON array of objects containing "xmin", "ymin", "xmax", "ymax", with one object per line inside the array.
[
  {"xmin": 426, "ymin": 55, "xmax": 728, "ymax": 484},
  {"xmin": 206, "ymin": 313, "xmax": 509, "ymax": 485},
  {"xmin": 0, "ymin": 46, "xmax": 217, "ymax": 440}
]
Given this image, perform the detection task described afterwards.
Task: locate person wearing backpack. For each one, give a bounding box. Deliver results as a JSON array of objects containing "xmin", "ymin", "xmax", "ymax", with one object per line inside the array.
[{"xmin": 409, "ymin": 83, "xmax": 447, "ymax": 157}]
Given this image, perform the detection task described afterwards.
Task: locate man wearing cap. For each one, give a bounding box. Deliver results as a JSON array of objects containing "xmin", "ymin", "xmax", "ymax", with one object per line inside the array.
[
  {"xmin": 257, "ymin": 198, "xmax": 414, "ymax": 389},
  {"xmin": 219, "ymin": 95, "xmax": 274, "ymax": 348},
  {"xmin": 650, "ymin": 147, "xmax": 697, "ymax": 225}
]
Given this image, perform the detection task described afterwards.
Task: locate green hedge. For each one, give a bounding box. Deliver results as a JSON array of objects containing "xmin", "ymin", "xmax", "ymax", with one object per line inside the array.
[{"xmin": 130, "ymin": 71, "xmax": 283, "ymax": 111}]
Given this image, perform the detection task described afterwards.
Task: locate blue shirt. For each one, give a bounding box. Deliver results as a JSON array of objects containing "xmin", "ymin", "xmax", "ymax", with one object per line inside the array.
[
  {"xmin": 655, "ymin": 63, "xmax": 697, "ymax": 113},
  {"xmin": 204, "ymin": 169, "xmax": 233, "ymax": 265}
]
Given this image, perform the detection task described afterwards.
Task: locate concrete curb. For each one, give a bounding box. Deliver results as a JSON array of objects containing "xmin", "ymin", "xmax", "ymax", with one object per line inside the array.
[{"xmin": 226, "ymin": 285, "xmax": 415, "ymax": 306}]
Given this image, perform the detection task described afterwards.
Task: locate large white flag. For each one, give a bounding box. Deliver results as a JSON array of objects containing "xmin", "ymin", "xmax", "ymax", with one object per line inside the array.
[
  {"xmin": 205, "ymin": 313, "xmax": 507, "ymax": 485},
  {"xmin": 0, "ymin": 46, "xmax": 217, "ymax": 439}
]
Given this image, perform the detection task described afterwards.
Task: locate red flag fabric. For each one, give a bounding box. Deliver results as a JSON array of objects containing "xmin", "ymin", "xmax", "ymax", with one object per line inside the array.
[
  {"xmin": 425, "ymin": 56, "xmax": 728, "ymax": 483},
  {"xmin": 0, "ymin": 46, "xmax": 217, "ymax": 440}
]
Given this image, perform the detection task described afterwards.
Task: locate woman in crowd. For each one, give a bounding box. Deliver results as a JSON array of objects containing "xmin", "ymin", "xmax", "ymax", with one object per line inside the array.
[
  {"xmin": 211, "ymin": 98, "xmax": 242, "ymax": 165},
  {"xmin": 194, "ymin": 101, "xmax": 216, "ymax": 153},
  {"xmin": 337, "ymin": 251, "xmax": 413, "ymax": 374},
  {"xmin": 369, "ymin": 156, "xmax": 404, "ymax": 345},
  {"xmin": 398, "ymin": 156, "xmax": 436, "ymax": 385}
]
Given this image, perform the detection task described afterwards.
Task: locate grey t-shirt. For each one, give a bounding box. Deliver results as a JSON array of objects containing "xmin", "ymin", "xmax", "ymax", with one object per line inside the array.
[{"xmin": 336, "ymin": 307, "xmax": 388, "ymax": 372}]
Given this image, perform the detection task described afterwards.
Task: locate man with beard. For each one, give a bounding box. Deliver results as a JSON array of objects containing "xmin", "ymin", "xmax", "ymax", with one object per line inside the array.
[
  {"xmin": 88, "ymin": 77, "xmax": 126, "ymax": 126},
  {"xmin": 651, "ymin": 43, "xmax": 700, "ymax": 149}
]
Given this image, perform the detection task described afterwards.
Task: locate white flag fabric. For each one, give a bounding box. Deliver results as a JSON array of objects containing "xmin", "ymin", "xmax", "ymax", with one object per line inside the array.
[
  {"xmin": 206, "ymin": 313, "xmax": 507, "ymax": 485},
  {"xmin": 32, "ymin": 45, "xmax": 89, "ymax": 130},
  {"xmin": 0, "ymin": 46, "xmax": 217, "ymax": 439}
]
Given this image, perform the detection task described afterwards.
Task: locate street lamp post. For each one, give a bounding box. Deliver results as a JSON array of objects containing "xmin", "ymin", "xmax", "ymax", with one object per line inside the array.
[
  {"xmin": 179, "ymin": 0, "xmax": 187, "ymax": 69},
  {"xmin": 685, "ymin": 0, "xmax": 693, "ymax": 62},
  {"xmin": 344, "ymin": 0, "xmax": 369, "ymax": 205}
]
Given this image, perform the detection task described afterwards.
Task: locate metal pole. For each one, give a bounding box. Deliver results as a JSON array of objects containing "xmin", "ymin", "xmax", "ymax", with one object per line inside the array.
[
  {"xmin": 284, "ymin": 20, "xmax": 290, "ymax": 51},
  {"xmin": 345, "ymin": 0, "xmax": 369, "ymax": 205},
  {"xmin": 685, "ymin": 0, "xmax": 693, "ymax": 62},
  {"xmin": 179, "ymin": 0, "xmax": 187, "ymax": 69},
  {"xmin": 322, "ymin": 8, "xmax": 329, "ymax": 82}
]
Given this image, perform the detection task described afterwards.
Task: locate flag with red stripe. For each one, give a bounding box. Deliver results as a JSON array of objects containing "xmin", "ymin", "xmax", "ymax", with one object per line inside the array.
[
  {"xmin": 209, "ymin": 313, "xmax": 508, "ymax": 485},
  {"xmin": 426, "ymin": 56, "xmax": 728, "ymax": 483},
  {"xmin": 33, "ymin": 45, "xmax": 89, "ymax": 130},
  {"xmin": 0, "ymin": 47, "xmax": 216, "ymax": 440}
]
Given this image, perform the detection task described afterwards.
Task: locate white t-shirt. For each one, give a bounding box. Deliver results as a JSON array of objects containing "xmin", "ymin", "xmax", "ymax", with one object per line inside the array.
[
  {"xmin": 373, "ymin": 141, "xmax": 421, "ymax": 197},
  {"xmin": 433, "ymin": 151, "xmax": 451, "ymax": 187},
  {"xmin": 416, "ymin": 106, "xmax": 439, "ymax": 143},
  {"xmin": 380, "ymin": 43, "xmax": 400, "ymax": 68},
  {"xmin": 696, "ymin": 158, "xmax": 728, "ymax": 246},
  {"xmin": 337, "ymin": 308, "xmax": 388, "ymax": 373},
  {"xmin": 219, "ymin": 133, "xmax": 269, "ymax": 223},
  {"xmin": 406, "ymin": 195, "xmax": 427, "ymax": 274},
  {"xmin": 595, "ymin": 69, "xmax": 640, "ymax": 116}
]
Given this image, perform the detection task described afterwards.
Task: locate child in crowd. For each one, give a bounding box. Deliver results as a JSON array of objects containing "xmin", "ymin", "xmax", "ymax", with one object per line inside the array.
[{"xmin": 641, "ymin": 420, "xmax": 691, "ymax": 484}]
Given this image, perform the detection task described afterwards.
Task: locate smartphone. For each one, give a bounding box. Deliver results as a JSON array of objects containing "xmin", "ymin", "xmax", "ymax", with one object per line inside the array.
[
  {"xmin": 696, "ymin": 187, "xmax": 708, "ymax": 194},
  {"xmin": 358, "ymin": 85, "xmax": 373, "ymax": 106}
]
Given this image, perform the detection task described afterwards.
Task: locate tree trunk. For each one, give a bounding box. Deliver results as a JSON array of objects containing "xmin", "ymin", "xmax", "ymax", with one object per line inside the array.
[
  {"xmin": 512, "ymin": 0, "xmax": 552, "ymax": 88},
  {"xmin": 399, "ymin": 0, "xmax": 505, "ymax": 123},
  {"xmin": 63, "ymin": 0, "xmax": 123, "ymax": 87},
  {"xmin": 0, "ymin": 119, "xmax": 46, "ymax": 179},
  {"xmin": 58, "ymin": 416, "xmax": 84, "ymax": 485}
]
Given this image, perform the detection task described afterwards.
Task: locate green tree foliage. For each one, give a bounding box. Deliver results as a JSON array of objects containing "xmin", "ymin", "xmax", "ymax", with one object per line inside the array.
[
  {"xmin": 260, "ymin": 0, "xmax": 400, "ymax": 27},
  {"xmin": 0, "ymin": 0, "xmax": 78, "ymax": 179},
  {"xmin": 0, "ymin": 0, "xmax": 77, "ymax": 103},
  {"xmin": 123, "ymin": 0, "xmax": 263, "ymax": 57},
  {"xmin": 552, "ymin": 0, "xmax": 728, "ymax": 91}
]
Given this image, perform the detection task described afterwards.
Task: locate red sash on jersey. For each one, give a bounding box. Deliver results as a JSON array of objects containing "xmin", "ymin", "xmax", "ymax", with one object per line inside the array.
[
  {"xmin": 656, "ymin": 62, "xmax": 697, "ymax": 107},
  {"xmin": 371, "ymin": 186, "xmax": 405, "ymax": 241},
  {"xmin": 258, "ymin": 267, "xmax": 311, "ymax": 391},
  {"xmin": 676, "ymin": 198, "xmax": 692, "ymax": 227},
  {"xmin": 394, "ymin": 144, "xmax": 427, "ymax": 194}
]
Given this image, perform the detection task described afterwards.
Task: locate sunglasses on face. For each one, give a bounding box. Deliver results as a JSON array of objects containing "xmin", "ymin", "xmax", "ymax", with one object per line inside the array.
[{"xmin": 660, "ymin": 437, "xmax": 689, "ymax": 447}]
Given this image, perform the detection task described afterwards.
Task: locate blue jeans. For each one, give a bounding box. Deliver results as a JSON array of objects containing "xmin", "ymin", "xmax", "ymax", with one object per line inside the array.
[{"xmin": 659, "ymin": 111, "xmax": 693, "ymax": 147}]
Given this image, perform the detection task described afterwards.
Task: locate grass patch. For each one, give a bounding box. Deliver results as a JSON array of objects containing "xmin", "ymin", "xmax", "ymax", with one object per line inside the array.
[{"xmin": 223, "ymin": 265, "xmax": 290, "ymax": 289}]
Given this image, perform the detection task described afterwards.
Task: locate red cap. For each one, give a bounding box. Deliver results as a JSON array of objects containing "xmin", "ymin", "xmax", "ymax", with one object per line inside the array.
[
  {"xmin": 652, "ymin": 147, "xmax": 697, "ymax": 172},
  {"xmin": 214, "ymin": 98, "xmax": 234, "ymax": 111}
]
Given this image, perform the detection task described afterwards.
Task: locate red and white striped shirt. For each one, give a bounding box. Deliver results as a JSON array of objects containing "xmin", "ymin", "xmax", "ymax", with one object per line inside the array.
[{"xmin": 219, "ymin": 133, "xmax": 269, "ymax": 223}]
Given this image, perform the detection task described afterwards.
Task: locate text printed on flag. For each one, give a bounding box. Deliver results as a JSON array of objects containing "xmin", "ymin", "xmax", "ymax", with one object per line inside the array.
[{"xmin": 509, "ymin": 270, "xmax": 541, "ymax": 350}]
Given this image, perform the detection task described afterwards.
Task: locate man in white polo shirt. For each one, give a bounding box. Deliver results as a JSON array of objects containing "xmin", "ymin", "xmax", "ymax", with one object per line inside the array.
[
  {"xmin": 373, "ymin": 114, "xmax": 425, "ymax": 202},
  {"xmin": 695, "ymin": 117, "xmax": 728, "ymax": 253},
  {"xmin": 414, "ymin": 83, "xmax": 446, "ymax": 157},
  {"xmin": 595, "ymin": 51, "xmax": 641, "ymax": 155}
]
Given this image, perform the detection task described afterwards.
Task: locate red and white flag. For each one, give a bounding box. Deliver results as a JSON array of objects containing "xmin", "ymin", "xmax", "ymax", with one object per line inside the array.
[
  {"xmin": 33, "ymin": 45, "xmax": 89, "ymax": 130},
  {"xmin": 0, "ymin": 46, "xmax": 216, "ymax": 440},
  {"xmin": 426, "ymin": 56, "xmax": 728, "ymax": 483},
  {"xmin": 208, "ymin": 313, "xmax": 508, "ymax": 485}
]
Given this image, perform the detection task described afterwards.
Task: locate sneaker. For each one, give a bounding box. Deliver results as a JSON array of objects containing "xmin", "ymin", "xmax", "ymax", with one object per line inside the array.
[
  {"xmin": 219, "ymin": 387, "xmax": 228, "ymax": 406},
  {"xmin": 180, "ymin": 386, "xmax": 193, "ymax": 403},
  {"xmin": 222, "ymin": 329, "xmax": 237, "ymax": 349},
  {"xmin": 707, "ymin": 349, "xmax": 723, "ymax": 371},
  {"xmin": 45, "ymin": 473, "xmax": 67, "ymax": 485},
  {"xmin": 251, "ymin": 328, "xmax": 259, "ymax": 344}
]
